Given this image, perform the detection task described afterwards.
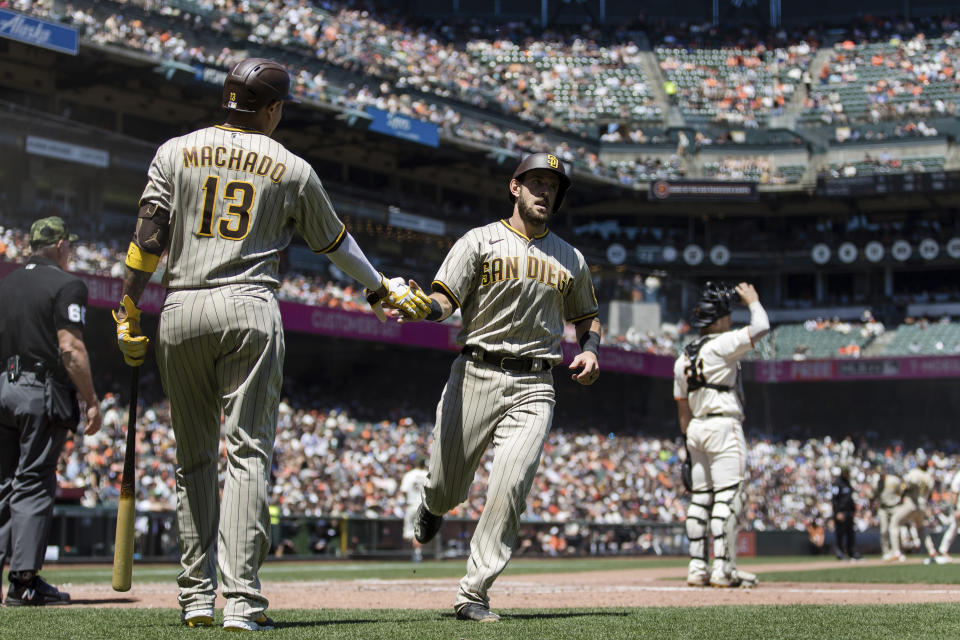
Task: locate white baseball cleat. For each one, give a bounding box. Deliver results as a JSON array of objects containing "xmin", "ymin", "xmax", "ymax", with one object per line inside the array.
[
  {"xmin": 182, "ymin": 608, "xmax": 215, "ymax": 627},
  {"xmin": 224, "ymin": 614, "xmax": 275, "ymax": 631},
  {"xmin": 687, "ymin": 568, "xmax": 710, "ymax": 587},
  {"xmin": 710, "ymin": 566, "xmax": 758, "ymax": 588},
  {"xmin": 935, "ymin": 554, "xmax": 952, "ymax": 565}
]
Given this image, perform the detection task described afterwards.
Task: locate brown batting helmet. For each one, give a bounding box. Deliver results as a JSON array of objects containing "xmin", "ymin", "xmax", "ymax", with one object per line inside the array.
[
  {"xmin": 222, "ymin": 58, "xmax": 295, "ymax": 113},
  {"xmin": 509, "ymin": 152, "xmax": 572, "ymax": 212}
]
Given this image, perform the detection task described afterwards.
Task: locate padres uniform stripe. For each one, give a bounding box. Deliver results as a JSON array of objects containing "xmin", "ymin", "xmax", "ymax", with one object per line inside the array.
[
  {"xmin": 430, "ymin": 280, "xmax": 461, "ymax": 309},
  {"xmin": 313, "ymin": 224, "xmax": 347, "ymax": 254}
]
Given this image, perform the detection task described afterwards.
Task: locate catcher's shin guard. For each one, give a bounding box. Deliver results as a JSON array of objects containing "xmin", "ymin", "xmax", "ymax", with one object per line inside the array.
[
  {"xmin": 686, "ymin": 489, "xmax": 713, "ymax": 567},
  {"xmin": 711, "ymin": 482, "xmax": 745, "ymax": 565}
]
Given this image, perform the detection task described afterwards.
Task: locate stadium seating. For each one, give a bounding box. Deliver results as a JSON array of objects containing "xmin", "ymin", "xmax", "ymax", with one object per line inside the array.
[
  {"xmin": 769, "ymin": 324, "xmax": 870, "ymax": 359},
  {"xmin": 881, "ymin": 321, "xmax": 960, "ymax": 355},
  {"xmin": 656, "ymin": 45, "xmax": 811, "ymax": 127},
  {"xmin": 827, "ymin": 155, "xmax": 946, "ymax": 177},
  {"xmin": 20, "ymin": 0, "xmax": 960, "ymax": 189},
  {"xmin": 803, "ymin": 36, "xmax": 960, "ymax": 124}
]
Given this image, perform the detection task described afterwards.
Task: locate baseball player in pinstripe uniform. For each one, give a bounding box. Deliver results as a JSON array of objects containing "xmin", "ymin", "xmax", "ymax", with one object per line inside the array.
[
  {"xmin": 873, "ymin": 468, "xmax": 904, "ymax": 560},
  {"xmin": 402, "ymin": 153, "xmax": 602, "ymax": 622},
  {"xmin": 675, "ymin": 282, "xmax": 768, "ymax": 589},
  {"xmin": 112, "ymin": 58, "xmax": 428, "ymax": 631},
  {"xmin": 888, "ymin": 462, "xmax": 936, "ymax": 563},
  {"xmin": 935, "ymin": 468, "xmax": 960, "ymax": 562}
]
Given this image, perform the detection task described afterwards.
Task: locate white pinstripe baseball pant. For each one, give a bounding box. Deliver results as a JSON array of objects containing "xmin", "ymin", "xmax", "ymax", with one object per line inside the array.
[
  {"xmin": 423, "ymin": 356, "xmax": 555, "ymax": 611},
  {"xmin": 157, "ymin": 284, "xmax": 283, "ymax": 623}
]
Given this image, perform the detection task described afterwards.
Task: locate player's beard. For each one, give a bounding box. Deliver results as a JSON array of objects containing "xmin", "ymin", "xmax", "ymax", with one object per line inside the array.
[{"xmin": 517, "ymin": 196, "xmax": 551, "ymax": 228}]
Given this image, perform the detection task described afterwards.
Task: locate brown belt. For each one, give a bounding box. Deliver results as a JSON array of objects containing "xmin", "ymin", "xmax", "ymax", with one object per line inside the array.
[{"xmin": 461, "ymin": 346, "xmax": 551, "ymax": 373}]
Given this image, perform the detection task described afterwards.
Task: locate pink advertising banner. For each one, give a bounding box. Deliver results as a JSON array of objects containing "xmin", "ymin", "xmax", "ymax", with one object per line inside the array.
[
  {"xmin": 0, "ymin": 261, "xmax": 672, "ymax": 376},
  {"xmin": 752, "ymin": 356, "xmax": 960, "ymax": 382}
]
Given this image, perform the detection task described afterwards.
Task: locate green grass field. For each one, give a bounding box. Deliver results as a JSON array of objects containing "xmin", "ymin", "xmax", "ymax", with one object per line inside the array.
[
  {"xmin": 9, "ymin": 557, "xmax": 960, "ymax": 640},
  {"xmin": 6, "ymin": 604, "xmax": 960, "ymax": 640}
]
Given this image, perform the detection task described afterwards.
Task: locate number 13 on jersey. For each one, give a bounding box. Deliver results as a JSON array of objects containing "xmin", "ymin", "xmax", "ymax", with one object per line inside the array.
[{"xmin": 198, "ymin": 175, "xmax": 256, "ymax": 240}]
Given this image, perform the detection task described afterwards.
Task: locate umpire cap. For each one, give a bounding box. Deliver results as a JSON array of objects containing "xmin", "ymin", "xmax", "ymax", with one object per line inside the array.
[
  {"xmin": 691, "ymin": 281, "xmax": 738, "ymax": 328},
  {"xmin": 222, "ymin": 58, "xmax": 296, "ymax": 113},
  {"xmin": 29, "ymin": 216, "xmax": 78, "ymax": 249},
  {"xmin": 509, "ymin": 153, "xmax": 572, "ymax": 212}
]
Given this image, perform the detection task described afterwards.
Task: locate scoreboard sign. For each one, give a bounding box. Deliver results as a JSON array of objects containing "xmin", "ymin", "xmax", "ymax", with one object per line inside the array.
[
  {"xmin": 650, "ymin": 180, "xmax": 758, "ymax": 202},
  {"xmin": 816, "ymin": 171, "xmax": 960, "ymax": 197}
]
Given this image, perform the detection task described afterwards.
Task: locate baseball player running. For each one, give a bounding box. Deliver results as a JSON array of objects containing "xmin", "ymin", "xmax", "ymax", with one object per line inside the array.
[
  {"xmin": 935, "ymin": 468, "xmax": 960, "ymax": 562},
  {"xmin": 888, "ymin": 462, "xmax": 936, "ymax": 562},
  {"xmin": 675, "ymin": 282, "xmax": 769, "ymax": 588},
  {"xmin": 112, "ymin": 58, "xmax": 429, "ymax": 631},
  {"xmin": 400, "ymin": 153, "xmax": 601, "ymax": 622}
]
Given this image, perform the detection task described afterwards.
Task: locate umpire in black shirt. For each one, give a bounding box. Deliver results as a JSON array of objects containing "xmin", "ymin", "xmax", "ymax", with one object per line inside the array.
[
  {"xmin": 831, "ymin": 465, "xmax": 860, "ymax": 561},
  {"xmin": 0, "ymin": 216, "xmax": 102, "ymax": 605}
]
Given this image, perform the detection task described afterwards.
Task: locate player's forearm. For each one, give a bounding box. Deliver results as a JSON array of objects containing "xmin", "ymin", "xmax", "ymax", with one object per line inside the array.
[
  {"xmin": 59, "ymin": 332, "xmax": 98, "ymax": 407},
  {"xmin": 121, "ymin": 202, "xmax": 170, "ymax": 308},
  {"xmin": 575, "ymin": 317, "xmax": 602, "ymax": 354},
  {"xmin": 676, "ymin": 399, "xmax": 692, "ymax": 434},
  {"xmin": 120, "ymin": 266, "xmax": 154, "ymax": 309},
  {"xmin": 325, "ymin": 233, "xmax": 384, "ymax": 292},
  {"xmin": 747, "ymin": 301, "xmax": 770, "ymax": 341},
  {"xmin": 425, "ymin": 292, "xmax": 454, "ymax": 322}
]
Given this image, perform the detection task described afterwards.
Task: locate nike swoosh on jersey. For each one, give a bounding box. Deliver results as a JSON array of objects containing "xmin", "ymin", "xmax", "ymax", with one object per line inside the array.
[{"xmin": 489, "ymin": 238, "xmax": 503, "ymax": 245}]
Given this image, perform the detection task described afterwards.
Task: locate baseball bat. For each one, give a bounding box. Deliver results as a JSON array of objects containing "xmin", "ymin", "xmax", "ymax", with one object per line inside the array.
[{"xmin": 112, "ymin": 367, "xmax": 140, "ymax": 592}]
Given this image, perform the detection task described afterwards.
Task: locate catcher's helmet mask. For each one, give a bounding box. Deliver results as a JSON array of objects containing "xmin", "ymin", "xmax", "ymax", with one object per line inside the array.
[
  {"xmin": 509, "ymin": 153, "xmax": 572, "ymax": 212},
  {"xmin": 691, "ymin": 281, "xmax": 740, "ymax": 328},
  {"xmin": 222, "ymin": 58, "xmax": 298, "ymax": 113}
]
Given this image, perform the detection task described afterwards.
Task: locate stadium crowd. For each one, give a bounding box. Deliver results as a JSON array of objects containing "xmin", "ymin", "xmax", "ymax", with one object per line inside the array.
[
  {"xmin": 59, "ymin": 394, "xmax": 960, "ymax": 543},
  {"xmin": 14, "ymin": 0, "xmax": 960, "ymax": 186}
]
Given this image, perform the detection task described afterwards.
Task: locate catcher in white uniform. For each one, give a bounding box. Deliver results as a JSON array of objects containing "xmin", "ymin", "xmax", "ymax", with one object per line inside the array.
[
  {"xmin": 399, "ymin": 459, "xmax": 429, "ymax": 562},
  {"xmin": 674, "ymin": 282, "xmax": 769, "ymax": 588}
]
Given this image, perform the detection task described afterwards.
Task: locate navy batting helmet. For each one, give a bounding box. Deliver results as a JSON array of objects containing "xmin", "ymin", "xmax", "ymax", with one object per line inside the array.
[
  {"xmin": 222, "ymin": 58, "xmax": 295, "ymax": 113},
  {"xmin": 509, "ymin": 153, "xmax": 572, "ymax": 212},
  {"xmin": 691, "ymin": 281, "xmax": 739, "ymax": 328}
]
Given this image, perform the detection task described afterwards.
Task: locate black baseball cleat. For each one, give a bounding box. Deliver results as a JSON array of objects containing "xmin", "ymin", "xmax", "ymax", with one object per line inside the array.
[
  {"xmin": 455, "ymin": 603, "xmax": 501, "ymax": 623},
  {"xmin": 5, "ymin": 572, "xmax": 71, "ymax": 606},
  {"xmin": 414, "ymin": 504, "xmax": 443, "ymax": 544}
]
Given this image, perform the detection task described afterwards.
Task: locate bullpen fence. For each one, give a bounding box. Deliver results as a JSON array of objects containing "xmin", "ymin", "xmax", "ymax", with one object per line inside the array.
[{"xmin": 48, "ymin": 506, "xmax": 857, "ymax": 563}]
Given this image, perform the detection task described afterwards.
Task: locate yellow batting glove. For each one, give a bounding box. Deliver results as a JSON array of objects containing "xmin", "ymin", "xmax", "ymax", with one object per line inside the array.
[
  {"xmin": 113, "ymin": 295, "xmax": 149, "ymax": 367},
  {"xmin": 386, "ymin": 277, "xmax": 432, "ymax": 320}
]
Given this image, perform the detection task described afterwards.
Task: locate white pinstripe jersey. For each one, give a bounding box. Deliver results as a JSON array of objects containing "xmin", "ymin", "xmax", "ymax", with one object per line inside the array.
[
  {"xmin": 433, "ymin": 219, "xmax": 598, "ymax": 364},
  {"xmin": 140, "ymin": 125, "xmax": 346, "ymax": 289},
  {"xmin": 903, "ymin": 468, "xmax": 933, "ymax": 503}
]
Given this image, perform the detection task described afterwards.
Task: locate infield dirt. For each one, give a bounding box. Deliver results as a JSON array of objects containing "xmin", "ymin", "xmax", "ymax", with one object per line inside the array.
[{"xmin": 57, "ymin": 559, "xmax": 960, "ymax": 609}]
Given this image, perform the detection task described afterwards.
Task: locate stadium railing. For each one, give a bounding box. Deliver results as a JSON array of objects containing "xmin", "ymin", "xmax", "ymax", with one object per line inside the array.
[{"xmin": 47, "ymin": 507, "xmax": 689, "ymax": 561}]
